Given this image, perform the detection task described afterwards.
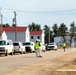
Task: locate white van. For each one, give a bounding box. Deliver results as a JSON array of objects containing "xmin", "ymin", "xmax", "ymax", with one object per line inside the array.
[{"xmin": 0, "ymin": 39, "xmax": 14, "ymax": 56}]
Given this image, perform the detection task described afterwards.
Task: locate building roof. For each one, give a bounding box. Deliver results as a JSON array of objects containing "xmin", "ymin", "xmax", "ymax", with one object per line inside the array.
[
  {"xmin": 30, "ymin": 31, "xmax": 42, "ymax": 35},
  {"xmin": 2, "ymin": 27, "xmax": 27, "ymax": 32}
]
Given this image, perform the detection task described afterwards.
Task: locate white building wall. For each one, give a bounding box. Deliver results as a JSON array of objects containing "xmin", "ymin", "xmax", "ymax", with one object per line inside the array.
[
  {"xmin": 41, "ymin": 31, "xmax": 45, "ymax": 44},
  {"xmin": 30, "ymin": 35, "xmax": 41, "ymax": 43},
  {"xmin": 54, "ymin": 37, "xmax": 62, "ymax": 46},
  {"xmin": 0, "ymin": 31, "xmax": 7, "ymax": 40},
  {"xmin": 1, "ymin": 31, "xmax": 7, "ymax": 40},
  {"xmin": 30, "ymin": 31, "xmax": 45, "ymax": 44},
  {"xmin": 54, "ymin": 36, "xmax": 75, "ymax": 47},
  {"xmin": 6, "ymin": 32, "xmax": 15, "ymax": 41},
  {"xmin": 6, "ymin": 32, "xmax": 25, "ymax": 42},
  {"xmin": 5, "ymin": 27, "xmax": 30, "ymax": 42},
  {"xmin": 17, "ymin": 32, "xmax": 25, "ymax": 42},
  {"xmin": 25, "ymin": 27, "xmax": 30, "ymax": 42}
]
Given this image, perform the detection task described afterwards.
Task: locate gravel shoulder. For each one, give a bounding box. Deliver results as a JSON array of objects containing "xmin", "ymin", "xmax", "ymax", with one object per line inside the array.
[{"xmin": 3, "ymin": 48, "xmax": 76, "ymax": 75}]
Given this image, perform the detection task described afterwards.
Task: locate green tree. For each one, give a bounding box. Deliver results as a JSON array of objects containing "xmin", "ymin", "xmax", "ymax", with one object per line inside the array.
[
  {"xmin": 43, "ymin": 25, "xmax": 49, "ymax": 44},
  {"xmin": 35, "ymin": 24, "xmax": 41, "ymax": 31},
  {"xmin": 0, "ymin": 23, "xmax": 10, "ymax": 27},
  {"xmin": 43, "ymin": 25, "xmax": 54, "ymax": 43},
  {"xmin": 57, "ymin": 23, "xmax": 68, "ymax": 42},
  {"xmin": 52, "ymin": 23, "xmax": 58, "ymax": 37},
  {"xmin": 69, "ymin": 22, "xmax": 76, "ymax": 47},
  {"xmin": 28, "ymin": 22, "xmax": 41, "ymax": 31}
]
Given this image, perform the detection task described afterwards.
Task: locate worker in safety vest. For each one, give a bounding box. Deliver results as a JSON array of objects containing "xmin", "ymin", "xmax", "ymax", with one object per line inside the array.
[
  {"xmin": 34, "ymin": 39, "xmax": 42, "ymax": 58},
  {"xmin": 63, "ymin": 42, "xmax": 66, "ymax": 51},
  {"xmin": 38, "ymin": 40, "xmax": 42, "ymax": 57}
]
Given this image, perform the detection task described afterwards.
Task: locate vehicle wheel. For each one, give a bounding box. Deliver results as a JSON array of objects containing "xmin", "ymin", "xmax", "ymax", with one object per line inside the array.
[
  {"xmin": 33, "ymin": 51, "xmax": 35, "ymax": 53},
  {"xmin": 10, "ymin": 52, "xmax": 12, "ymax": 55},
  {"xmin": 54, "ymin": 49, "xmax": 57, "ymax": 51},
  {"xmin": 46, "ymin": 49, "xmax": 49, "ymax": 51},
  {"xmin": 20, "ymin": 51, "xmax": 23, "ymax": 54},
  {"xmin": 30, "ymin": 50, "xmax": 32, "ymax": 53},
  {"xmin": 5, "ymin": 50, "xmax": 8, "ymax": 56},
  {"xmin": 10, "ymin": 49, "xmax": 14, "ymax": 56},
  {"xmin": 13, "ymin": 52, "xmax": 15, "ymax": 55},
  {"xmin": 23, "ymin": 51, "xmax": 26, "ymax": 54}
]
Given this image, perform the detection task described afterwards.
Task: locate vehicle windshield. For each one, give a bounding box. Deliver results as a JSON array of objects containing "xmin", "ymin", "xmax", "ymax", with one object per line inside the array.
[
  {"xmin": 22, "ymin": 42, "xmax": 31, "ymax": 46},
  {"xmin": 0, "ymin": 41, "xmax": 6, "ymax": 45},
  {"xmin": 13, "ymin": 43, "xmax": 19, "ymax": 46}
]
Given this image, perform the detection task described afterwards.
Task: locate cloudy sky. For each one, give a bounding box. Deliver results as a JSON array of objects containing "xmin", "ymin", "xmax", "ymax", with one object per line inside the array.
[{"xmin": 0, "ymin": 0, "xmax": 76, "ymax": 29}]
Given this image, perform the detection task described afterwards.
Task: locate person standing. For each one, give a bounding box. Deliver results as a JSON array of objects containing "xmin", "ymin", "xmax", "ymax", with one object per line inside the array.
[
  {"xmin": 34, "ymin": 39, "xmax": 42, "ymax": 58},
  {"xmin": 63, "ymin": 42, "xmax": 66, "ymax": 51}
]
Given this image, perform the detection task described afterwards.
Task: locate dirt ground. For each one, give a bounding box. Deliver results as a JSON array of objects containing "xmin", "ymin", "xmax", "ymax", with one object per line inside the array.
[{"xmin": 4, "ymin": 50, "xmax": 76, "ymax": 75}]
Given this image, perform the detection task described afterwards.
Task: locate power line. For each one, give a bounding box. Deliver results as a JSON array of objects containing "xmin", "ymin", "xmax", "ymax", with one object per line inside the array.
[{"xmin": 1, "ymin": 7, "xmax": 76, "ymax": 13}]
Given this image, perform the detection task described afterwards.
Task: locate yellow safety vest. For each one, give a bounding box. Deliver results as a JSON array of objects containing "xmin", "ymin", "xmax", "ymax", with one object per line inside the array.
[
  {"xmin": 34, "ymin": 42, "xmax": 39, "ymax": 50},
  {"xmin": 63, "ymin": 43, "xmax": 66, "ymax": 47},
  {"xmin": 39, "ymin": 42, "xmax": 42, "ymax": 50}
]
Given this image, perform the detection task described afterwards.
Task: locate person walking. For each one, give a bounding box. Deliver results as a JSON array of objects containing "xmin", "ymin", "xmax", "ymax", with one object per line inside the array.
[
  {"xmin": 34, "ymin": 39, "xmax": 42, "ymax": 58},
  {"xmin": 38, "ymin": 40, "xmax": 43, "ymax": 57},
  {"xmin": 63, "ymin": 42, "xmax": 66, "ymax": 51}
]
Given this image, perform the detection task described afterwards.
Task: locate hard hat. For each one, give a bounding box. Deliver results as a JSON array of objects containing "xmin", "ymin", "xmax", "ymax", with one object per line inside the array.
[
  {"xmin": 38, "ymin": 39, "xmax": 41, "ymax": 42},
  {"xmin": 36, "ymin": 39, "xmax": 39, "ymax": 41}
]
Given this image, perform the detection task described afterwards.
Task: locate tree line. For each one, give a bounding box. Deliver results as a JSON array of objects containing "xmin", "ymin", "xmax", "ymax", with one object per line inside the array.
[
  {"xmin": 0, "ymin": 21, "xmax": 76, "ymax": 46},
  {"xmin": 28, "ymin": 22, "xmax": 76, "ymax": 46}
]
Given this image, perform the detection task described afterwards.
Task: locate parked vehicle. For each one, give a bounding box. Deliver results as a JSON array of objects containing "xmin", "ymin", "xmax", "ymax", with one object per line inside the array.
[
  {"xmin": 13, "ymin": 42, "xmax": 26, "ymax": 54},
  {"xmin": 0, "ymin": 39, "xmax": 14, "ymax": 56},
  {"xmin": 47, "ymin": 43, "xmax": 57, "ymax": 50},
  {"xmin": 22, "ymin": 42, "xmax": 35, "ymax": 53}
]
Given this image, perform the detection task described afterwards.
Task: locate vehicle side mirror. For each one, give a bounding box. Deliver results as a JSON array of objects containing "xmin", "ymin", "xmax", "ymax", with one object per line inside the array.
[{"xmin": 7, "ymin": 43, "xmax": 9, "ymax": 45}]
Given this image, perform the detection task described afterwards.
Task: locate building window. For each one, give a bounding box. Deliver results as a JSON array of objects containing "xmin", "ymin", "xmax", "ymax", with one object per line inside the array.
[
  {"xmin": 31, "ymin": 36, "xmax": 33, "ymax": 39},
  {"xmin": 37, "ymin": 36, "xmax": 40, "ymax": 39}
]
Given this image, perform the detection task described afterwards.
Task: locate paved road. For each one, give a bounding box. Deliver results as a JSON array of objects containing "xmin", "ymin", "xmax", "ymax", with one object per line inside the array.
[{"xmin": 0, "ymin": 48, "xmax": 76, "ymax": 75}]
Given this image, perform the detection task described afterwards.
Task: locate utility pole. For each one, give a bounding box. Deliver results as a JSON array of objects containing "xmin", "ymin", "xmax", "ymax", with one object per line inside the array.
[
  {"xmin": 49, "ymin": 27, "xmax": 50, "ymax": 43},
  {"xmin": 13, "ymin": 11, "xmax": 17, "ymax": 41},
  {"xmin": 0, "ymin": 9, "xmax": 3, "ymax": 37}
]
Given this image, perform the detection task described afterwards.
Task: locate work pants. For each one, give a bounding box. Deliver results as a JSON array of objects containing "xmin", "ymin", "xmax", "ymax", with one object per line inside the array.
[
  {"xmin": 63, "ymin": 47, "xmax": 66, "ymax": 51},
  {"xmin": 35, "ymin": 49, "xmax": 42, "ymax": 57}
]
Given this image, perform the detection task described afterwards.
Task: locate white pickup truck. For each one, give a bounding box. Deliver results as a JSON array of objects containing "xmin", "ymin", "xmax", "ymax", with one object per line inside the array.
[
  {"xmin": 13, "ymin": 42, "xmax": 26, "ymax": 54},
  {"xmin": 47, "ymin": 43, "xmax": 57, "ymax": 50},
  {"xmin": 0, "ymin": 39, "xmax": 14, "ymax": 56},
  {"xmin": 22, "ymin": 42, "xmax": 35, "ymax": 53}
]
